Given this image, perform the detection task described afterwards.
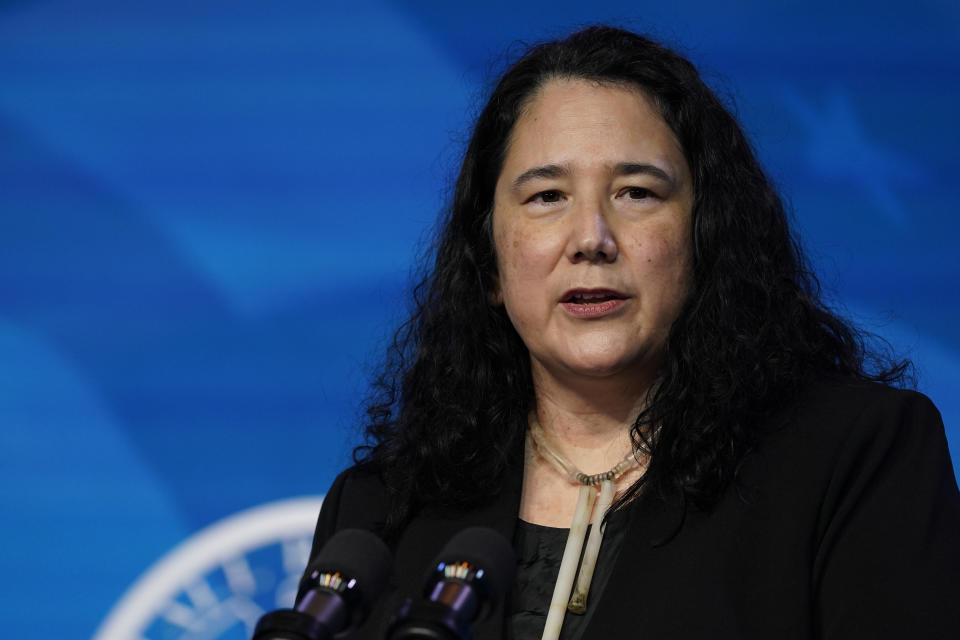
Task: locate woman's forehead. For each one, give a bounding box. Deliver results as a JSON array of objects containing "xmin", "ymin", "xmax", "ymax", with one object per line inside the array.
[{"xmin": 498, "ymin": 78, "xmax": 688, "ymax": 187}]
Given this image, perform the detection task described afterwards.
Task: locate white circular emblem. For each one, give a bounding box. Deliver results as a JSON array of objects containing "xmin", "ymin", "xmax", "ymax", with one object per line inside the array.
[{"xmin": 94, "ymin": 496, "xmax": 324, "ymax": 640}]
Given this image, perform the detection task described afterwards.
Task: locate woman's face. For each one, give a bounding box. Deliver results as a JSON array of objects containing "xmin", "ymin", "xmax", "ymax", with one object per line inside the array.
[{"xmin": 491, "ymin": 78, "xmax": 693, "ymax": 391}]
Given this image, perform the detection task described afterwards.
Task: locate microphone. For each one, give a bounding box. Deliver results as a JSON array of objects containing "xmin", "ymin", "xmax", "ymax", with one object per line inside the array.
[
  {"xmin": 387, "ymin": 527, "xmax": 516, "ymax": 640},
  {"xmin": 253, "ymin": 528, "xmax": 392, "ymax": 640}
]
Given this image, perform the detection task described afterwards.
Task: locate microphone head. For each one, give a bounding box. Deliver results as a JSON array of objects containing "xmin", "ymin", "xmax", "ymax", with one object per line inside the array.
[
  {"xmin": 298, "ymin": 528, "xmax": 392, "ymax": 613},
  {"xmin": 386, "ymin": 528, "xmax": 516, "ymax": 639},
  {"xmin": 433, "ymin": 527, "xmax": 516, "ymax": 604}
]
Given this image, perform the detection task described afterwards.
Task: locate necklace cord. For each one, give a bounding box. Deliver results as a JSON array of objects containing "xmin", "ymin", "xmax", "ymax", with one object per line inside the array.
[{"xmin": 526, "ymin": 414, "xmax": 653, "ymax": 640}]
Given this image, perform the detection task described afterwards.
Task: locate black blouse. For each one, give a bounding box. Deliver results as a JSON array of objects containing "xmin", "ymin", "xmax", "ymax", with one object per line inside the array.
[{"xmin": 510, "ymin": 508, "xmax": 630, "ymax": 640}]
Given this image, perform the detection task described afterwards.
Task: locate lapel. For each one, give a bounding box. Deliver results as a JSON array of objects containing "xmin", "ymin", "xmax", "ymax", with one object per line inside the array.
[{"xmin": 581, "ymin": 487, "xmax": 686, "ymax": 638}]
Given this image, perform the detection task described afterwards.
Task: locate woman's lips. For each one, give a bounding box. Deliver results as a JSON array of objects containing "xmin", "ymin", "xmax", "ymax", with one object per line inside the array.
[{"xmin": 560, "ymin": 289, "xmax": 629, "ymax": 318}]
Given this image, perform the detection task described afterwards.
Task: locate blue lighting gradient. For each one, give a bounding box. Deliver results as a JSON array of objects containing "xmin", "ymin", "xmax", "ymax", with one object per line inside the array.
[{"xmin": 1, "ymin": 1, "xmax": 957, "ymax": 637}]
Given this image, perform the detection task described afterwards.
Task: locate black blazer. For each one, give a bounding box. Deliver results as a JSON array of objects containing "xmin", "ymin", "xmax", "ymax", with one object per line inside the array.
[{"xmin": 306, "ymin": 379, "xmax": 960, "ymax": 639}]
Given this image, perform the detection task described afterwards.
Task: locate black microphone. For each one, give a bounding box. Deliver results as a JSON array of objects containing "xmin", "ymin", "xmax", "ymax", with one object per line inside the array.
[
  {"xmin": 387, "ymin": 527, "xmax": 516, "ymax": 640},
  {"xmin": 253, "ymin": 528, "xmax": 392, "ymax": 640}
]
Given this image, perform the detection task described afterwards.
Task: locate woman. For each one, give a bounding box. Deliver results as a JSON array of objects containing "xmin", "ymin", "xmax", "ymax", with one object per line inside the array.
[{"xmin": 306, "ymin": 26, "xmax": 960, "ymax": 639}]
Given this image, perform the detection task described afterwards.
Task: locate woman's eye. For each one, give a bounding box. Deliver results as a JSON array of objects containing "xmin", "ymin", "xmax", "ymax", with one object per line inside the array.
[
  {"xmin": 533, "ymin": 190, "xmax": 563, "ymax": 203},
  {"xmin": 623, "ymin": 187, "xmax": 654, "ymax": 200}
]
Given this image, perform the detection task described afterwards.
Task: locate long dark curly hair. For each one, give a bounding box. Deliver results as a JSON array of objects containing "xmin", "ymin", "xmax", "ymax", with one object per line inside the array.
[{"xmin": 355, "ymin": 25, "xmax": 909, "ymax": 535}]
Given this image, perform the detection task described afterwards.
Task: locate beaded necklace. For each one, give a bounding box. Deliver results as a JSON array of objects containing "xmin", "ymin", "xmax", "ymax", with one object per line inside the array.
[{"xmin": 526, "ymin": 415, "xmax": 652, "ymax": 640}]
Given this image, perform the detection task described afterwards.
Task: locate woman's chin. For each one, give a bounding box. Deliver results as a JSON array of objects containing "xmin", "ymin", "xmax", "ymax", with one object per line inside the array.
[{"xmin": 539, "ymin": 355, "xmax": 657, "ymax": 387}]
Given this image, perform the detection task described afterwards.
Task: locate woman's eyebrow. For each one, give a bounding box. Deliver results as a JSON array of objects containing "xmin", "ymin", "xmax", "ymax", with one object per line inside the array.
[
  {"xmin": 510, "ymin": 162, "xmax": 675, "ymax": 193},
  {"xmin": 511, "ymin": 164, "xmax": 569, "ymax": 191},
  {"xmin": 613, "ymin": 162, "xmax": 674, "ymax": 185}
]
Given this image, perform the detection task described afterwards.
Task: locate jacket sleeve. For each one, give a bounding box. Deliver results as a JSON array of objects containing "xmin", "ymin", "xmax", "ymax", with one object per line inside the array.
[
  {"xmin": 815, "ymin": 390, "xmax": 960, "ymax": 638},
  {"xmin": 302, "ymin": 465, "xmax": 392, "ymax": 576},
  {"xmin": 303, "ymin": 468, "xmax": 352, "ymax": 574}
]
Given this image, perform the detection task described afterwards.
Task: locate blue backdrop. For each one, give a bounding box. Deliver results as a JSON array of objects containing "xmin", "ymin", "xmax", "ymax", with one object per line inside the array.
[{"xmin": 1, "ymin": 1, "xmax": 958, "ymax": 638}]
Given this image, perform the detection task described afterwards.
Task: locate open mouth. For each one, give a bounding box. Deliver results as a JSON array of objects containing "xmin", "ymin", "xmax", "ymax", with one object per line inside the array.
[{"xmin": 562, "ymin": 290, "xmax": 626, "ymax": 304}]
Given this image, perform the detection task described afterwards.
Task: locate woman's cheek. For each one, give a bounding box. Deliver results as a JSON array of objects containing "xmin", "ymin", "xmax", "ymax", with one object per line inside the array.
[{"xmin": 639, "ymin": 222, "xmax": 690, "ymax": 275}]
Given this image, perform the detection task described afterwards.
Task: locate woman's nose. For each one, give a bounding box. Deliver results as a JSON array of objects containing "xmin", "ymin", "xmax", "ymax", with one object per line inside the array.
[{"xmin": 566, "ymin": 203, "xmax": 618, "ymax": 264}]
